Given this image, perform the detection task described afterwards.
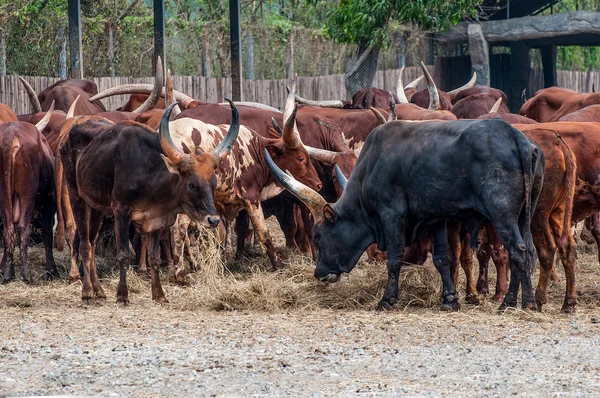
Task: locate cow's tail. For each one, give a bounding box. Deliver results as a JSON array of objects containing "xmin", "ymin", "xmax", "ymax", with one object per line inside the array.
[
  {"xmin": 54, "ymin": 124, "xmax": 71, "ymax": 252},
  {"xmin": 554, "ymin": 133, "xmax": 577, "ymax": 251},
  {"xmin": 2, "ymin": 136, "xmax": 19, "ymax": 232},
  {"xmin": 517, "ymin": 133, "xmax": 542, "ymax": 273}
]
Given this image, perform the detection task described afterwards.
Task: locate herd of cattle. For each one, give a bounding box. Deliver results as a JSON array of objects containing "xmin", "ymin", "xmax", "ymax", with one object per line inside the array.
[{"xmin": 2, "ymin": 58, "xmax": 600, "ymax": 314}]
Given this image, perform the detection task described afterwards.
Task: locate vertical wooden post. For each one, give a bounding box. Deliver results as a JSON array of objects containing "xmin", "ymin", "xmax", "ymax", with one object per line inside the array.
[
  {"xmin": 230, "ymin": 0, "xmax": 243, "ymax": 101},
  {"xmin": 68, "ymin": 0, "xmax": 83, "ymax": 79},
  {"xmin": 153, "ymin": 0, "xmax": 166, "ymax": 77},
  {"xmin": 509, "ymin": 41, "xmax": 530, "ymax": 113},
  {"xmin": 541, "ymin": 45, "xmax": 557, "ymax": 88}
]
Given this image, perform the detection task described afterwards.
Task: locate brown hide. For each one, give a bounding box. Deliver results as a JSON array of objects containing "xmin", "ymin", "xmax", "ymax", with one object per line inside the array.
[
  {"xmin": 410, "ymin": 89, "xmax": 453, "ymax": 110},
  {"xmin": 119, "ymin": 94, "xmax": 166, "ymax": 112},
  {"xmin": 451, "ymin": 86, "xmax": 507, "ymax": 105},
  {"xmin": 477, "ymin": 112, "xmax": 537, "ymax": 124},
  {"xmin": 349, "ymin": 88, "xmax": 399, "ymax": 109},
  {"xmin": 0, "ymin": 104, "xmax": 18, "ymax": 123},
  {"xmin": 558, "ymin": 104, "xmax": 600, "ymax": 122},
  {"xmin": 519, "ymin": 87, "xmax": 581, "ymax": 122},
  {"xmin": 451, "ymin": 94, "xmax": 510, "ymax": 119}
]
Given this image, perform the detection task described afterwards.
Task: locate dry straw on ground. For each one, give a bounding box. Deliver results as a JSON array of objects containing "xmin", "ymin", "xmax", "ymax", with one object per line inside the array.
[{"xmin": 0, "ymin": 221, "xmax": 599, "ymax": 318}]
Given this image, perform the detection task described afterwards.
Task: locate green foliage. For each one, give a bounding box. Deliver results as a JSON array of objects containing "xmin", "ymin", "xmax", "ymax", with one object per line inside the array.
[{"xmin": 322, "ymin": 0, "xmax": 479, "ymax": 48}]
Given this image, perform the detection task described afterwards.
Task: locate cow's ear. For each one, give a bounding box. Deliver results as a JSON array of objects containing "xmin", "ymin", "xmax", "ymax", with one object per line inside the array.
[
  {"xmin": 161, "ymin": 154, "xmax": 180, "ymax": 175},
  {"xmin": 323, "ymin": 204, "xmax": 337, "ymax": 223}
]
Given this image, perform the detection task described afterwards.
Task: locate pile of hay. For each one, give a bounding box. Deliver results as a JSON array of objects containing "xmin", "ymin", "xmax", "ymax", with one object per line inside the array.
[{"xmin": 0, "ymin": 225, "xmax": 442, "ymax": 312}]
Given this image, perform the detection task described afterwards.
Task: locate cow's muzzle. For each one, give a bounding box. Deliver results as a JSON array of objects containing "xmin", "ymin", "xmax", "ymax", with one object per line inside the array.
[{"xmin": 206, "ymin": 215, "xmax": 220, "ymax": 229}]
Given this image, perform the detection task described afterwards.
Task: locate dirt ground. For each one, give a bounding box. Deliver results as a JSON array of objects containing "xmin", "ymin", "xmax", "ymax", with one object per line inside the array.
[{"xmin": 1, "ymin": 223, "xmax": 599, "ymax": 397}]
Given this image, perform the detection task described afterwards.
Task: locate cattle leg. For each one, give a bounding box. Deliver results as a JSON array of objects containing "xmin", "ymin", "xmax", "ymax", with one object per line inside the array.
[
  {"xmin": 16, "ymin": 200, "xmax": 36, "ymax": 282},
  {"xmin": 87, "ymin": 211, "xmax": 106, "ymax": 300},
  {"xmin": 183, "ymin": 232, "xmax": 197, "ymax": 271},
  {"xmin": 487, "ymin": 227, "xmax": 509, "ymax": 302},
  {"xmin": 590, "ymin": 213, "xmax": 600, "ymax": 266},
  {"xmin": 273, "ymin": 200, "xmax": 299, "ymax": 250},
  {"xmin": 446, "ymin": 221, "xmax": 461, "ymax": 289},
  {"xmin": 114, "ymin": 211, "xmax": 131, "ymax": 305},
  {"xmin": 298, "ymin": 204, "xmax": 316, "ymax": 258},
  {"xmin": 62, "ymin": 183, "xmax": 80, "ymax": 283},
  {"xmin": 377, "ymin": 214, "xmax": 407, "ymax": 311},
  {"xmin": 429, "ymin": 221, "xmax": 460, "ymax": 311},
  {"xmin": 1, "ymin": 217, "xmax": 16, "ymax": 283},
  {"xmin": 550, "ymin": 214, "xmax": 578, "ymax": 313},
  {"xmin": 475, "ymin": 242, "xmax": 491, "ymax": 295},
  {"xmin": 496, "ymin": 223, "xmax": 536, "ymax": 311},
  {"xmin": 160, "ymin": 232, "xmax": 173, "ymax": 268},
  {"xmin": 234, "ymin": 211, "xmax": 251, "ymax": 257},
  {"xmin": 40, "ymin": 199, "xmax": 59, "ymax": 280},
  {"xmin": 459, "ymin": 233, "xmax": 480, "ymax": 305},
  {"xmin": 170, "ymin": 214, "xmax": 191, "ymax": 286},
  {"xmin": 244, "ymin": 200, "xmax": 283, "ymax": 269},
  {"xmin": 138, "ymin": 237, "xmax": 148, "ymax": 275},
  {"xmin": 147, "ymin": 230, "xmax": 168, "ymax": 303}
]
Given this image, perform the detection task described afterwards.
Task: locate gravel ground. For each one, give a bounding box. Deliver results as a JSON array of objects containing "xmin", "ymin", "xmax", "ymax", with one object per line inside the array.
[{"xmin": 1, "ymin": 306, "xmax": 600, "ymax": 397}]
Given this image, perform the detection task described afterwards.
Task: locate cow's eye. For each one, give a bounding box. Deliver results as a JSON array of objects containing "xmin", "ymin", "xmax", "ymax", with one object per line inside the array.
[
  {"xmin": 298, "ymin": 156, "xmax": 306, "ymax": 163},
  {"xmin": 188, "ymin": 183, "xmax": 195, "ymax": 190}
]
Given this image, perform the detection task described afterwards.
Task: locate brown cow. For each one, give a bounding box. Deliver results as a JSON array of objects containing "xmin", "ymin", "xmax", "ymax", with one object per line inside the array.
[
  {"xmin": 58, "ymin": 103, "xmax": 236, "ymax": 304},
  {"xmin": 558, "ymin": 104, "xmax": 600, "ymax": 122},
  {"xmin": 519, "ymin": 87, "xmax": 582, "ymax": 122},
  {"xmin": 168, "ymin": 85, "xmax": 323, "ymax": 274},
  {"xmin": 0, "ymin": 104, "xmax": 18, "ymax": 123},
  {"xmin": 0, "ymin": 109, "xmax": 57, "ymax": 282}
]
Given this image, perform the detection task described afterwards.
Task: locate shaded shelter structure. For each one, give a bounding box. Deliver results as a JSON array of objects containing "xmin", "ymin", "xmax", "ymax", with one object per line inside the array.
[{"xmin": 436, "ymin": 1, "xmax": 600, "ymax": 112}]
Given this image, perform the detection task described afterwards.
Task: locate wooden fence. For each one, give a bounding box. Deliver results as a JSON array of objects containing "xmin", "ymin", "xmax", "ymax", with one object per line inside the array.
[
  {"xmin": 0, "ymin": 67, "xmax": 430, "ymax": 115},
  {"xmin": 2, "ymin": 66, "xmax": 598, "ymax": 115}
]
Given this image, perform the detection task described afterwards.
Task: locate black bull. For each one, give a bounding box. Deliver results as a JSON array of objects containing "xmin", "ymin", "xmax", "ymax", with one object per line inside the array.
[{"xmin": 266, "ymin": 119, "xmax": 544, "ymax": 311}]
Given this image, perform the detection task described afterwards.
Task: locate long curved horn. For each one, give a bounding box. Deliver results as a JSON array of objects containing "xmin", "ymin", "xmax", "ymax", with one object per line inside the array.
[
  {"xmin": 447, "ymin": 72, "xmax": 477, "ymax": 99},
  {"xmin": 165, "ymin": 69, "xmax": 181, "ymax": 117},
  {"xmin": 66, "ymin": 95, "xmax": 80, "ymax": 119},
  {"xmin": 283, "ymin": 104, "xmax": 302, "ymax": 148},
  {"xmin": 220, "ymin": 101, "xmax": 280, "ymax": 112},
  {"xmin": 18, "ymin": 76, "xmax": 42, "ymax": 114},
  {"xmin": 420, "ymin": 61, "xmax": 439, "ymax": 111},
  {"xmin": 159, "ymin": 102, "xmax": 186, "ymax": 165},
  {"xmin": 489, "ymin": 97, "xmax": 502, "ymax": 113},
  {"xmin": 405, "ymin": 75, "xmax": 424, "ymax": 89},
  {"xmin": 388, "ymin": 92, "xmax": 397, "ymax": 122},
  {"xmin": 35, "ymin": 100, "xmax": 54, "ymax": 133},
  {"xmin": 271, "ymin": 117, "xmax": 283, "ymax": 136},
  {"xmin": 283, "ymin": 74, "xmax": 297, "ymax": 126},
  {"xmin": 305, "ymin": 146, "xmax": 338, "ymax": 165},
  {"xmin": 334, "ymin": 164, "xmax": 348, "ymax": 192},
  {"xmin": 287, "ymin": 86, "xmax": 344, "ymax": 108},
  {"xmin": 263, "ymin": 148, "xmax": 327, "ymax": 224},
  {"xmin": 212, "ymin": 98, "xmax": 240, "ymax": 161},
  {"xmin": 89, "ymin": 85, "xmax": 195, "ymax": 108},
  {"xmin": 133, "ymin": 56, "xmax": 163, "ymax": 114},
  {"xmin": 370, "ymin": 107, "xmax": 386, "ymax": 125},
  {"xmin": 395, "ymin": 66, "xmax": 409, "ymax": 104}
]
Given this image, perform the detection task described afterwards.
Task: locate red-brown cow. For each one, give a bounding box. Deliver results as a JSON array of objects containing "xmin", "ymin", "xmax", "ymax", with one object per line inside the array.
[
  {"xmin": 167, "ymin": 85, "xmax": 323, "ymax": 275},
  {"xmin": 58, "ymin": 103, "xmax": 236, "ymax": 304},
  {"xmin": 477, "ymin": 112, "xmax": 538, "ymax": 124},
  {"xmin": 0, "ymin": 109, "xmax": 57, "ymax": 282},
  {"xmin": 519, "ymin": 87, "xmax": 587, "ymax": 122},
  {"xmin": 0, "ymin": 104, "xmax": 18, "ymax": 123}
]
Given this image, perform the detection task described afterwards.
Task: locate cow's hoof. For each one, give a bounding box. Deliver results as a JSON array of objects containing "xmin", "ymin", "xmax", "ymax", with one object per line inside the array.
[
  {"xmin": 476, "ymin": 284, "xmax": 489, "ymax": 295},
  {"xmin": 82, "ymin": 297, "xmax": 93, "ymax": 306},
  {"xmin": 42, "ymin": 270, "xmax": 60, "ymax": 281},
  {"xmin": 155, "ymin": 296, "xmax": 169, "ymax": 304},
  {"xmin": 522, "ymin": 302, "xmax": 537, "ymax": 311},
  {"xmin": 440, "ymin": 300, "xmax": 460, "ymax": 311},
  {"xmin": 465, "ymin": 294, "xmax": 481, "ymax": 305},
  {"xmin": 492, "ymin": 293, "xmax": 506, "ymax": 302},
  {"xmin": 561, "ymin": 299, "xmax": 577, "ymax": 314},
  {"xmin": 116, "ymin": 296, "xmax": 129, "ymax": 306},
  {"xmin": 498, "ymin": 299, "xmax": 517, "ymax": 312},
  {"xmin": 377, "ymin": 299, "xmax": 395, "ymax": 311},
  {"xmin": 68, "ymin": 275, "xmax": 80, "ymax": 284},
  {"xmin": 95, "ymin": 290, "xmax": 107, "ymax": 300}
]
